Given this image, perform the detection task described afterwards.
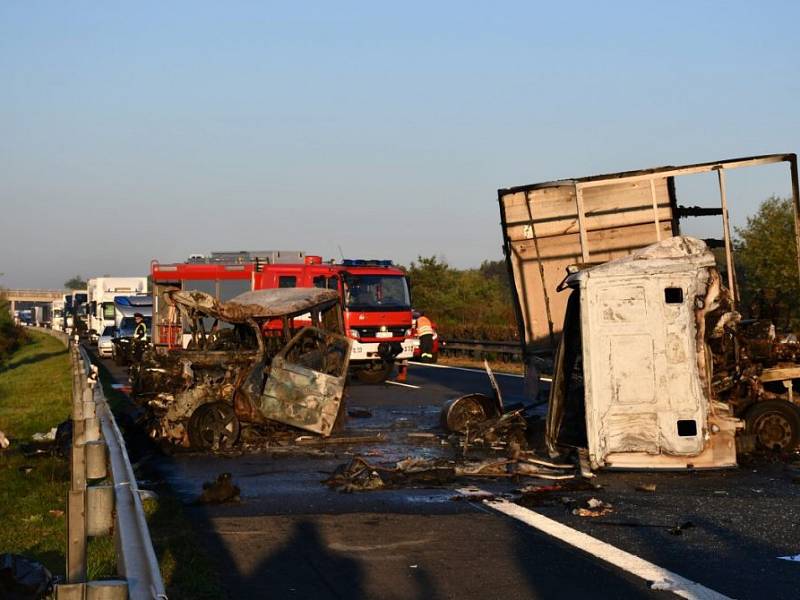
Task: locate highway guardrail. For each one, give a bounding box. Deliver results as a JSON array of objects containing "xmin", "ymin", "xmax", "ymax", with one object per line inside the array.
[
  {"xmin": 35, "ymin": 328, "xmax": 166, "ymax": 599},
  {"xmin": 441, "ymin": 339, "xmax": 554, "ymax": 359}
]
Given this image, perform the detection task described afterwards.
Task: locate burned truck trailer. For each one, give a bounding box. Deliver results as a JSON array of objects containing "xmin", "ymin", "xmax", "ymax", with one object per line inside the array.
[{"xmin": 499, "ymin": 154, "xmax": 800, "ymax": 468}]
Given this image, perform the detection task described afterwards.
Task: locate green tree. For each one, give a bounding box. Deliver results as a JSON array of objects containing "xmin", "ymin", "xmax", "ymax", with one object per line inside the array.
[
  {"xmin": 64, "ymin": 275, "xmax": 87, "ymax": 290},
  {"xmin": 406, "ymin": 256, "xmax": 517, "ymax": 340},
  {"xmin": 734, "ymin": 196, "xmax": 800, "ymax": 320}
]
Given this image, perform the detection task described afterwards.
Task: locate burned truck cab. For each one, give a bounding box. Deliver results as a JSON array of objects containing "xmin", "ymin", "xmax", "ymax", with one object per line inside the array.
[{"xmin": 547, "ymin": 237, "xmax": 742, "ymax": 469}]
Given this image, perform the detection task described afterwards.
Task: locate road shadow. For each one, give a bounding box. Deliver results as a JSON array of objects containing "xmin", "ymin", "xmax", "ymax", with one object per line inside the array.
[
  {"xmin": 242, "ymin": 519, "xmax": 366, "ymax": 599},
  {"xmin": 0, "ymin": 350, "xmax": 66, "ymax": 374}
]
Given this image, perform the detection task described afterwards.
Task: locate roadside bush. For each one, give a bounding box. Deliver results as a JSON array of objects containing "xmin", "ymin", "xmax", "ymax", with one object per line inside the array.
[
  {"xmin": 405, "ymin": 256, "xmax": 518, "ymax": 341},
  {"xmin": 0, "ymin": 294, "xmax": 27, "ymax": 365}
]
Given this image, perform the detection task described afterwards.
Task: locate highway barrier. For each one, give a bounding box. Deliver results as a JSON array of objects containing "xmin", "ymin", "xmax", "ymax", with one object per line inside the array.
[{"xmin": 36, "ymin": 329, "xmax": 166, "ymax": 600}]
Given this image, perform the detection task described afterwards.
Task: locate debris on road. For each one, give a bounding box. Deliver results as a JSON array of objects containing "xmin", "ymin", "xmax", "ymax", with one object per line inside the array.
[
  {"xmin": 667, "ymin": 521, "xmax": 694, "ymax": 536},
  {"xmin": 30, "ymin": 428, "xmax": 56, "ymax": 442},
  {"xmin": 347, "ymin": 408, "xmax": 372, "ymax": 418},
  {"xmin": 0, "ymin": 553, "xmax": 53, "ymax": 600},
  {"xmin": 325, "ymin": 453, "xmax": 576, "ymax": 492},
  {"xmin": 407, "ymin": 432, "xmax": 437, "ymax": 440},
  {"xmin": 198, "ymin": 473, "xmax": 241, "ymax": 504},
  {"xmin": 572, "ymin": 498, "xmax": 613, "ymax": 518},
  {"xmin": 0, "ymin": 430, "xmax": 9, "ymax": 449},
  {"xmin": 635, "ymin": 483, "xmax": 657, "ymax": 493}
]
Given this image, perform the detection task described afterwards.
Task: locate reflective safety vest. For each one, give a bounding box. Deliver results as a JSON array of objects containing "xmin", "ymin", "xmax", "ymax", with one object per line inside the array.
[
  {"xmin": 134, "ymin": 321, "xmax": 147, "ymax": 340},
  {"xmin": 416, "ymin": 316, "xmax": 434, "ymax": 337}
]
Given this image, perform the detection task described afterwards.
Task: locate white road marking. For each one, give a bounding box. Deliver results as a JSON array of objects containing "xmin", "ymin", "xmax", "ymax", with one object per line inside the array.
[
  {"xmin": 386, "ymin": 380, "xmax": 421, "ymax": 389},
  {"xmin": 778, "ymin": 553, "xmax": 800, "ymax": 562},
  {"xmin": 410, "ymin": 361, "xmax": 553, "ymax": 382},
  {"xmin": 482, "ymin": 498, "xmax": 732, "ymax": 600}
]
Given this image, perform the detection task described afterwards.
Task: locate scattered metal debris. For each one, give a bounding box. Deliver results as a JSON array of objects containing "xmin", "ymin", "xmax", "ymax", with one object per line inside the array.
[
  {"xmin": 635, "ymin": 483, "xmax": 657, "ymax": 493},
  {"xmin": 572, "ymin": 498, "xmax": 613, "ymax": 518},
  {"xmin": 30, "ymin": 428, "xmax": 56, "ymax": 442},
  {"xmin": 668, "ymin": 521, "xmax": 694, "ymax": 536},
  {"xmin": 198, "ymin": 473, "xmax": 241, "ymax": 504},
  {"xmin": 325, "ymin": 453, "xmax": 575, "ymax": 493}
]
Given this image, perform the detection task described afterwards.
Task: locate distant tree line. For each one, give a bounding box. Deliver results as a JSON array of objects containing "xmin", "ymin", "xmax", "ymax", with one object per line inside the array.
[{"xmin": 404, "ymin": 257, "xmax": 518, "ymax": 340}]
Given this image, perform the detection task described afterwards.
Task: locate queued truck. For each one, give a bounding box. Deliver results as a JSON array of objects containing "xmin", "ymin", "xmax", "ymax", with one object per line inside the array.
[
  {"xmin": 149, "ymin": 251, "xmax": 416, "ymax": 383},
  {"xmin": 498, "ymin": 153, "xmax": 800, "ymax": 469},
  {"xmin": 51, "ymin": 299, "xmax": 65, "ymax": 331},
  {"xmin": 86, "ymin": 277, "xmax": 148, "ymax": 342},
  {"xmin": 67, "ymin": 290, "xmax": 88, "ymax": 333}
]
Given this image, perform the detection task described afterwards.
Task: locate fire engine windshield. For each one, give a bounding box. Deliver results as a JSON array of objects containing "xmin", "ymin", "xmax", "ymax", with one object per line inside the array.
[{"xmin": 345, "ymin": 275, "xmax": 410, "ymax": 311}]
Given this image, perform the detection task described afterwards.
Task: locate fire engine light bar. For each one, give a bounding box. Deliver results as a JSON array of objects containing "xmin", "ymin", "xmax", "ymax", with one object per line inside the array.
[{"xmin": 342, "ymin": 259, "xmax": 393, "ymax": 267}]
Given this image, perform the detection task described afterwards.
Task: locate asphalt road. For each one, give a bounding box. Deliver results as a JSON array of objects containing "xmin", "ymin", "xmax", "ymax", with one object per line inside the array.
[{"xmin": 95, "ymin": 352, "xmax": 800, "ymax": 599}]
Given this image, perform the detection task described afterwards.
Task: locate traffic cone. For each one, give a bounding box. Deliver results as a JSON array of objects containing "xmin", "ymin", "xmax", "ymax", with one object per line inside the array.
[{"xmin": 396, "ymin": 362, "xmax": 408, "ymax": 382}]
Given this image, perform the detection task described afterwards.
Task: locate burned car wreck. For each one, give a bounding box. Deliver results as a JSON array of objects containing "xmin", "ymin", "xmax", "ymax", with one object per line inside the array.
[{"xmin": 131, "ymin": 288, "xmax": 352, "ymax": 450}]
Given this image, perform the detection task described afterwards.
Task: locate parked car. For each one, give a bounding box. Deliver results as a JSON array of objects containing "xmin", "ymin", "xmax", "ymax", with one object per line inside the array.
[{"xmin": 97, "ymin": 325, "xmax": 116, "ymax": 358}]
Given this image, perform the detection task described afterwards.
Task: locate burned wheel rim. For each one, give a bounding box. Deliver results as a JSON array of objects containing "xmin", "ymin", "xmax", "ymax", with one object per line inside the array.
[
  {"xmin": 745, "ymin": 400, "xmax": 800, "ymax": 451},
  {"xmin": 441, "ymin": 394, "xmax": 498, "ymax": 433},
  {"xmin": 188, "ymin": 402, "xmax": 240, "ymax": 451},
  {"xmin": 752, "ymin": 413, "xmax": 794, "ymax": 449}
]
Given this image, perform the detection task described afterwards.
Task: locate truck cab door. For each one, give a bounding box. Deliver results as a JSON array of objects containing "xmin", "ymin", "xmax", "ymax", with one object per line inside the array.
[{"xmin": 258, "ymin": 327, "xmax": 352, "ymax": 436}]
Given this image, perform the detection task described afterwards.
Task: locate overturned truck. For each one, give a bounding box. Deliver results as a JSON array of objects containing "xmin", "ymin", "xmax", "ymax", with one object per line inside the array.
[
  {"xmin": 499, "ymin": 154, "xmax": 800, "ymax": 469},
  {"xmin": 131, "ymin": 288, "xmax": 352, "ymax": 450}
]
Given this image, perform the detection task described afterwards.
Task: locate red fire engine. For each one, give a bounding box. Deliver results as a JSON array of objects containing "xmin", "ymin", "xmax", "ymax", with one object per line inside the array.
[{"xmin": 150, "ymin": 251, "xmax": 416, "ymax": 383}]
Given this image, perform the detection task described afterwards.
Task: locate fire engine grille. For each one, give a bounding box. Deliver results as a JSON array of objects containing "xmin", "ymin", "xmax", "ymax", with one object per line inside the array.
[{"xmin": 354, "ymin": 326, "xmax": 407, "ymax": 338}]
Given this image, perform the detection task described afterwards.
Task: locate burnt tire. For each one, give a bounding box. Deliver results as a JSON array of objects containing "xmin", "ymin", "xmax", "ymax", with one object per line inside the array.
[
  {"xmin": 744, "ymin": 400, "xmax": 800, "ymax": 451},
  {"xmin": 440, "ymin": 393, "xmax": 501, "ymax": 433},
  {"xmin": 356, "ymin": 362, "xmax": 393, "ymax": 384},
  {"xmin": 188, "ymin": 402, "xmax": 240, "ymax": 451}
]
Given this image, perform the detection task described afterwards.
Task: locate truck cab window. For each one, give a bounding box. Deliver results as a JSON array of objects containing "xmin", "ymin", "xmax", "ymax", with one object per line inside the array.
[
  {"xmin": 279, "ymin": 276, "xmax": 297, "ymax": 288},
  {"xmin": 664, "ymin": 287, "xmax": 684, "ymax": 304}
]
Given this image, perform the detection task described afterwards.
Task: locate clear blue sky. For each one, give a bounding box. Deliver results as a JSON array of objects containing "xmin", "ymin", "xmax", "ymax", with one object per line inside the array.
[{"xmin": 1, "ymin": 1, "xmax": 798, "ymax": 288}]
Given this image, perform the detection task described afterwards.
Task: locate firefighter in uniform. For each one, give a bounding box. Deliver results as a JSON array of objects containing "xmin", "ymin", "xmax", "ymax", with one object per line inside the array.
[
  {"xmin": 132, "ymin": 312, "xmax": 147, "ymax": 362},
  {"xmin": 416, "ymin": 311, "xmax": 435, "ymax": 362}
]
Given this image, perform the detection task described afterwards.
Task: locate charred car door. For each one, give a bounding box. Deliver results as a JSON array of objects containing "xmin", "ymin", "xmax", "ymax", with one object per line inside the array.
[{"xmin": 258, "ymin": 327, "xmax": 352, "ymax": 436}]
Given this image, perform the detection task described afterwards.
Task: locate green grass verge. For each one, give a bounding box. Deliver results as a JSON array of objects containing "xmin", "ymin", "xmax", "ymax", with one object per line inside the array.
[
  {"xmin": 0, "ymin": 332, "xmax": 74, "ymax": 576},
  {"xmin": 0, "ymin": 333, "xmax": 221, "ymax": 597}
]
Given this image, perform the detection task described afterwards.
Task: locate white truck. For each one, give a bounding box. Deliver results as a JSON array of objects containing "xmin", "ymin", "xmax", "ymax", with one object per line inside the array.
[
  {"xmin": 87, "ymin": 278, "xmax": 148, "ymax": 342},
  {"xmin": 51, "ymin": 299, "xmax": 65, "ymax": 331}
]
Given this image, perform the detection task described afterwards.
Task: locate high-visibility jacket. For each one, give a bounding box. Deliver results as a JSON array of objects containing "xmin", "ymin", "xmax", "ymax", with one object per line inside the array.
[
  {"xmin": 134, "ymin": 321, "xmax": 147, "ymax": 340},
  {"xmin": 416, "ymin": 316, "xmax": 434, "ymax": 337}
]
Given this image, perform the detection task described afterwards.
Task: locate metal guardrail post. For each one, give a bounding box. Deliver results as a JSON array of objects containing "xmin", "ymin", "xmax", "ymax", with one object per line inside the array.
[
  {"xmin": 36, "ymin": 328, "xmax": 167, "ymax": 599},
  {"xmin": 67, "ymin": 347, "xmax": 88, "ymax": 584}
]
